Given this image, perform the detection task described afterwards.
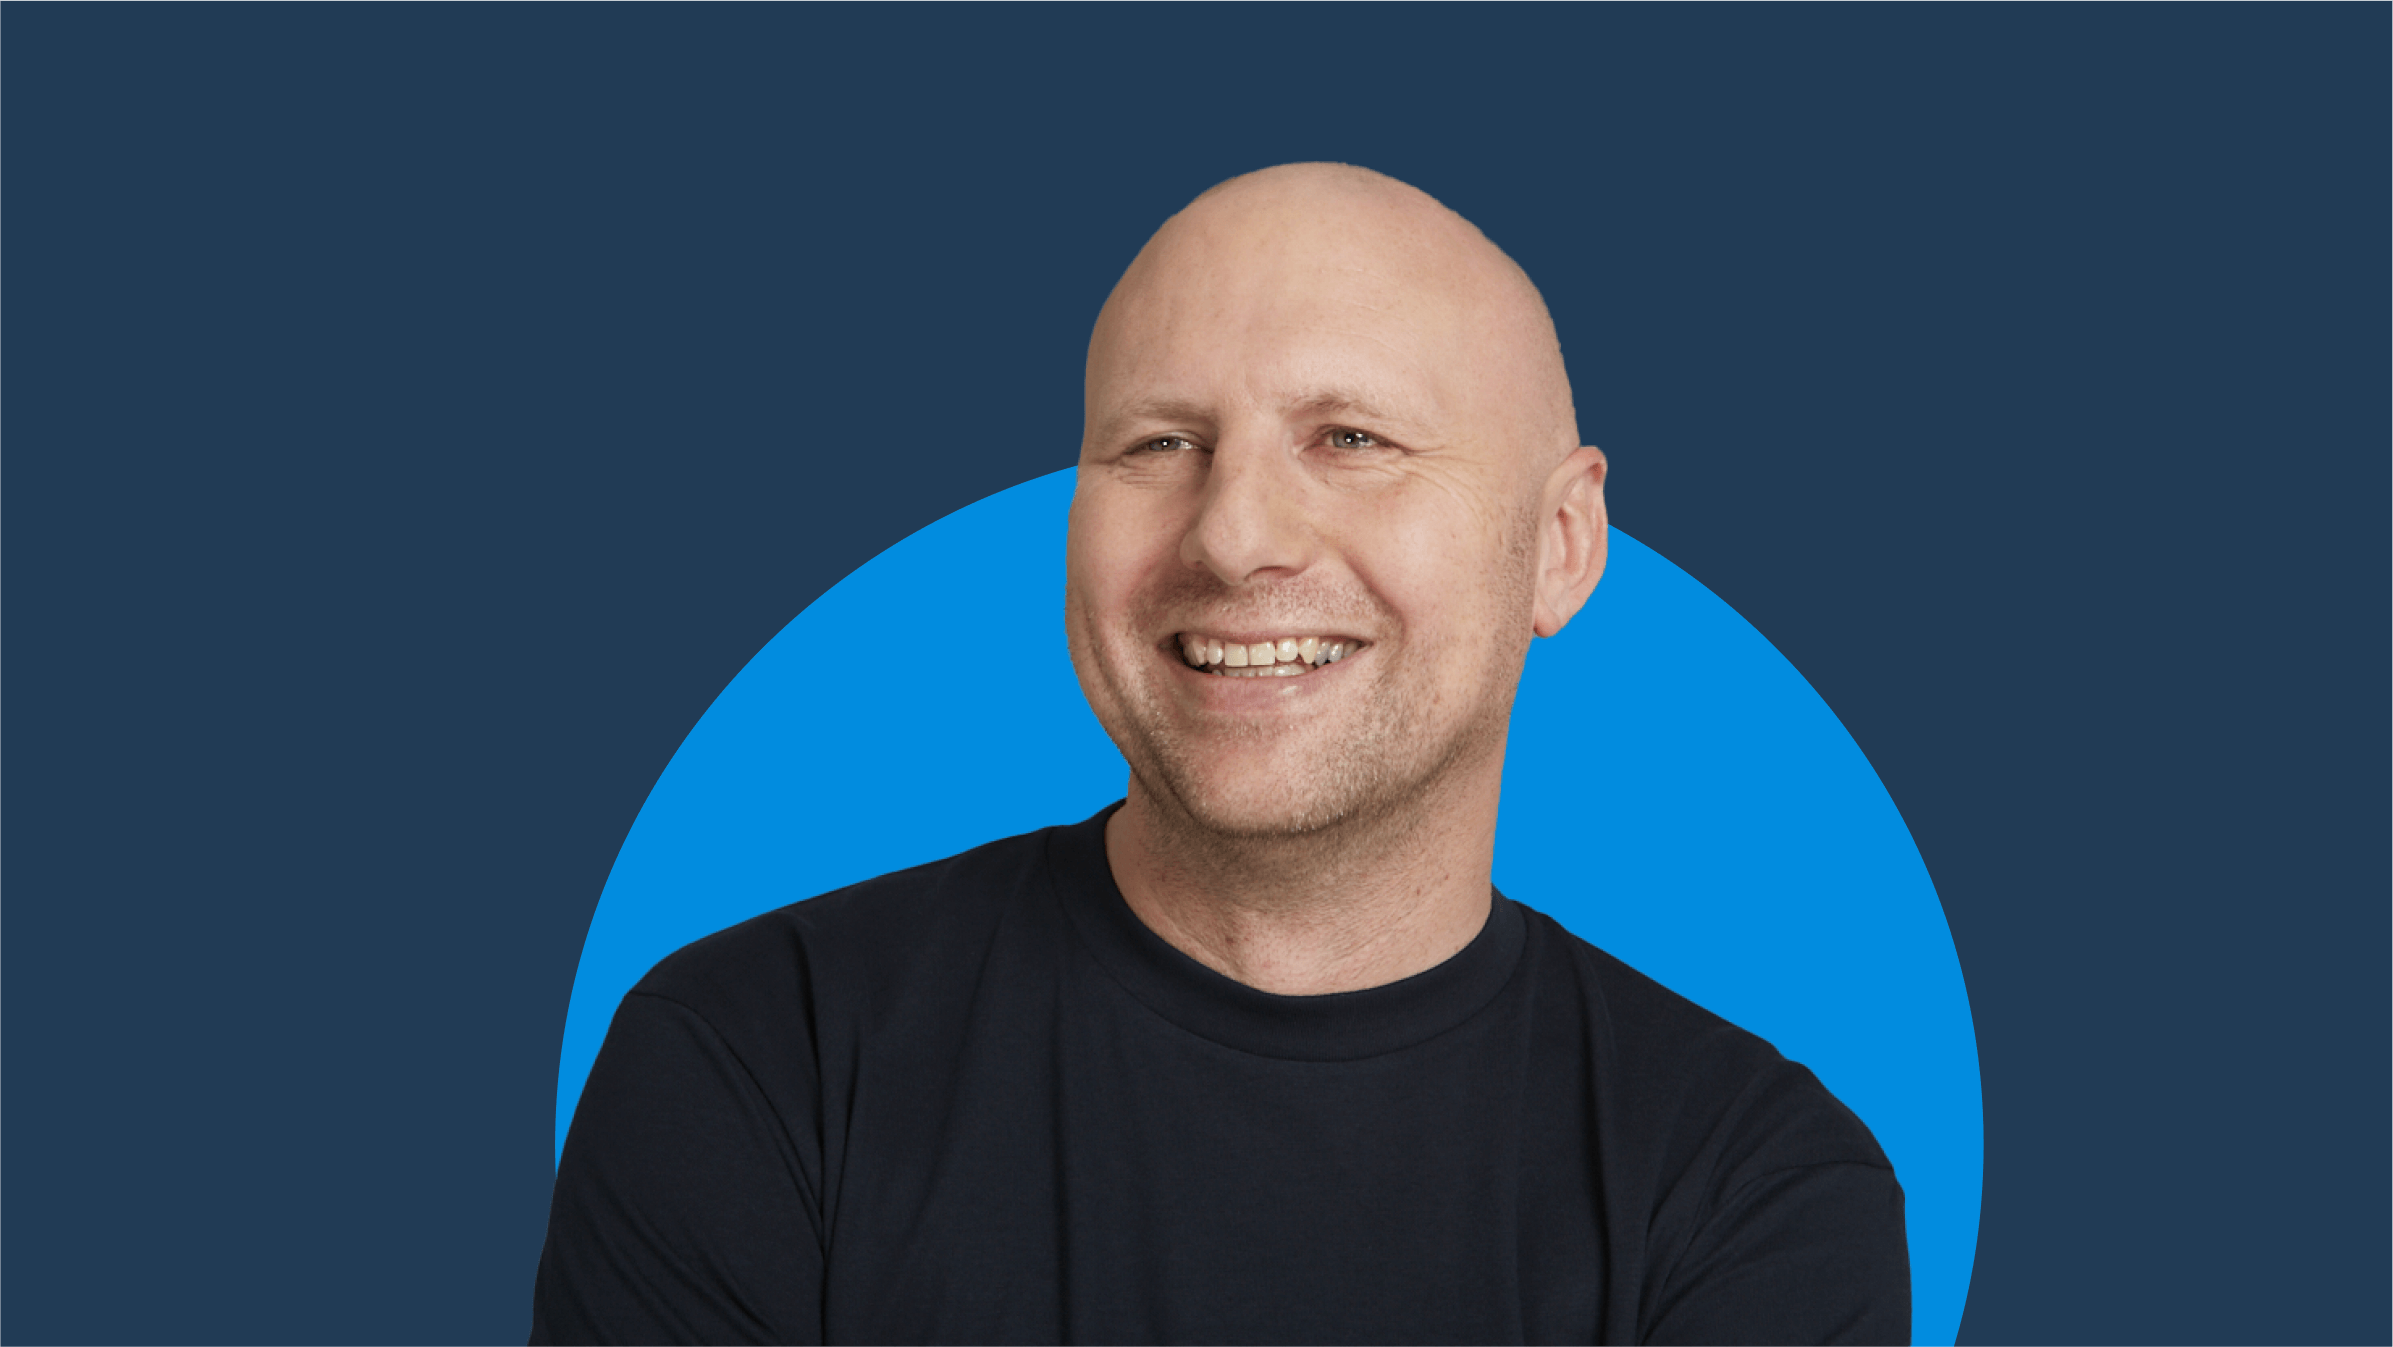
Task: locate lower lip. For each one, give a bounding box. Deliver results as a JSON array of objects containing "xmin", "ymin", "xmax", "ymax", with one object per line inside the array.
[{"xmin": 1167, "ymin": 648, "xmax": 1359, "ymax": 698}]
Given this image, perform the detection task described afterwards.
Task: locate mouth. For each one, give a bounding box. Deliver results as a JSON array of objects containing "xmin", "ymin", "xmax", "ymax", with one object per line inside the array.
[{"xmin": 1170, "ymin": 631, "xmax": 1368, "ymax": 679}]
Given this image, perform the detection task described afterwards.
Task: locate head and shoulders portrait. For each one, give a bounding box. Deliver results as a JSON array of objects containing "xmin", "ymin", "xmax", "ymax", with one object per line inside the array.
[{"xmin": 533, "ymin": 163, "xmax": 1909, "ymax": 1347}]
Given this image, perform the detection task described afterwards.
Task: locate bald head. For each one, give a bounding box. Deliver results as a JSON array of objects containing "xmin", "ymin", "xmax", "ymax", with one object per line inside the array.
[
  {"xmin": 1065, "ymin": 162, "xmax": 1612, "ymax": 867},
  {"xmin": 1088, "ymin": 163, "xmax": 1579, "ymax": 471}
]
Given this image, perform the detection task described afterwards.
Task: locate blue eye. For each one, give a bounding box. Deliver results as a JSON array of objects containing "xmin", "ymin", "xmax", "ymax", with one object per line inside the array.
[{"xmin": 1137, "ymin": 435, "xmax": 1196, "ymax": 454}]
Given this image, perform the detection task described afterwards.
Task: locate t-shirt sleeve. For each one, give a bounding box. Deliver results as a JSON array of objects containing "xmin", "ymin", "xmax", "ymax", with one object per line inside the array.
[
  {"xmin": 1643, "ymin": 1160, "xmax": 1910, "ymax": 1346},
  {"xmin": 529, "ymin": 991, "xmax": 824, "ymax": 1346}
]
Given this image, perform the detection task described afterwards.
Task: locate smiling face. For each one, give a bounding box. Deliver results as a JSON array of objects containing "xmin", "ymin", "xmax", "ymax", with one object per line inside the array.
[{"xmin": 1066, "ymin": 165, "xmax": 1600, "ymax": 842}]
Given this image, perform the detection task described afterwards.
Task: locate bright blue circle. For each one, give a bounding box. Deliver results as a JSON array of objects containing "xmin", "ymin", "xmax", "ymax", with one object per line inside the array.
[{"xmin": 557, "ymin": 468, "xmax": 1982, "ymax": 1344}]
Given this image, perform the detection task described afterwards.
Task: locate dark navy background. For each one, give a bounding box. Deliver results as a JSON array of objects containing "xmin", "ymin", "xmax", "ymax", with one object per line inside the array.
[{"xmin": 4, "ymin": 8, "xmax": 2384, "ymax": 1344}]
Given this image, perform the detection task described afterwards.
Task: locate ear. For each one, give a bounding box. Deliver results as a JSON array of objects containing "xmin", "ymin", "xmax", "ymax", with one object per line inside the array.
[{"xmin": 1531, "ymin": 445, "xmax": 1608, "ymax": 638}]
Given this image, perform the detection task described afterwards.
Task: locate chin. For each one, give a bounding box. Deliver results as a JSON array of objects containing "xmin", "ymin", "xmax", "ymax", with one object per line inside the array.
[
  {"xmin": 1138, "ymin": 745, "xmax": 1395, "ymax": 840},
  {"xmin": 1087, "ymin": 629, "xmax": 1507, "ymax": 844}
]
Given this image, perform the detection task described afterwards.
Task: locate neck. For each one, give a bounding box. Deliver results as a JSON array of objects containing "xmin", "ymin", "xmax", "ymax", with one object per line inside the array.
[{"xmin": 1104, "ymin": 750, "xmax": 1503, "ymax": 996}]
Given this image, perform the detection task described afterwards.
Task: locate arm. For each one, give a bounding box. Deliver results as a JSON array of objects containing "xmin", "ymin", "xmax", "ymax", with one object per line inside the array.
[
  {"xmin": 1643, "ymin": 1160, "xmax": 1910, "ymax": 1346},
  {"xmin": 530, "ymin": 992, "xmax": 824, "ymax": 1346}
]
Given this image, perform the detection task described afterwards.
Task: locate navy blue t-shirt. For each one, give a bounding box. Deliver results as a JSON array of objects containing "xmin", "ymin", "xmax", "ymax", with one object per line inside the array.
[{"xmin": 532, "ymin": 805, "xmax": 1907, "ymax": 1344}]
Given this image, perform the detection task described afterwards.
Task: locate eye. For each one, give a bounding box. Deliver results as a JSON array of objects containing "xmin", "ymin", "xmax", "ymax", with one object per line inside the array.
[
  {"xmin": 1132, "ymin": 434, "xmax": 1198, "ymax": 455},
  {"xmin": 1326, "ymin": 427, "xmax": 1382, "ymax": 450}
]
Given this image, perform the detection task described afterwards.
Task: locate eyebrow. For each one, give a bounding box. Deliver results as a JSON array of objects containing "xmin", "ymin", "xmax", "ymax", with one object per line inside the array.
[
  {"xmin": 1285, "ymin": 390, "xmax": 1424, "ymax": 432},
  {"xmin": 1098, "ymin": 398, "xmax": 1216, "ymax": 436},
  {"xmin": 1093, "ymin": 388, "xmax": 1435, "ymax": 443}
]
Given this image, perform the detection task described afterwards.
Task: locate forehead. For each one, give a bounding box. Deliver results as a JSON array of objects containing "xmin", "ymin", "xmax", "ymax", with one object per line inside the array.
[{"xmin": 1087, "ymin": 212, "xmax": 1492, "ymax": 437}]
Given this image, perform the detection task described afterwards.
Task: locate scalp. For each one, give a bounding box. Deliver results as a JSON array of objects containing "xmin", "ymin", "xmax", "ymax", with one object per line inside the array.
[{"xmin": 1090, "ymin": 162, "xmax": 1580, "ymax": 469}]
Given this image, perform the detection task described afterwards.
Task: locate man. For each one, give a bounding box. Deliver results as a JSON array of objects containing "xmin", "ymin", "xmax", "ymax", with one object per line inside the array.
[{"xmin": 531, "ymin": 164, "xmax": 1908, "ymax": 1345}]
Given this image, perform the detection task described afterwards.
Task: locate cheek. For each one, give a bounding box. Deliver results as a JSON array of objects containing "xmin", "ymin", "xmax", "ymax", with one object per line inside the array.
[
  {"xmin": 1066, "ymin": 486, "xmax": 1130, "ymax": 593},
  {"xmin": 1352, "ymin": 498, "xmax": 1499, "ymax": 610},
  {"xmin": 1067, "ymin": 491, "xmax": 1178, "ymax": 638},
  {"xmin": 1341, "ymin": 493, "xmax": 1536, "ymax": 661}
]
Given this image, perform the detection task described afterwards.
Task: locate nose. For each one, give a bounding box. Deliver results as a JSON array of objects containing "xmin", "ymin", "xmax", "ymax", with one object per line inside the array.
[{"xmin": 1180, "ymin": 434, "xmax": 1314, "ymax": 586}]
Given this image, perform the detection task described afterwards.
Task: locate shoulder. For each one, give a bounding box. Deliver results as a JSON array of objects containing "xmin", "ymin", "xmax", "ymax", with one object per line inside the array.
[
  {"xmin": 1514, "ymin": 903, "xmax": 1892, "ymax": 1180},
  {"xmin": 1512, "ymin": 905, "xmax": 1908, "ymax": 1337},
  {"xmin": 629, "ymin": 820, "xmax": 1068, "ymax": 1040}
]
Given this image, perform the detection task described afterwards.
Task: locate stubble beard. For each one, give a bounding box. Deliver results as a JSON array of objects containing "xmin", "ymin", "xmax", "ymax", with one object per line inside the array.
[
  {"xmin": 1082, "ymin": 524, "xmax": 1539, "ymax": 863},
  {"xmin": 1124, "ymin": 647, "xmax": 1426, "ymax": 841}
]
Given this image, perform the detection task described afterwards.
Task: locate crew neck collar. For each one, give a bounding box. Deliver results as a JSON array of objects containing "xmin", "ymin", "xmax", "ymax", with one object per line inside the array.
[{"xmin": 1045, "ymin": 802, "xmax": 1526, "ymax": 1063}]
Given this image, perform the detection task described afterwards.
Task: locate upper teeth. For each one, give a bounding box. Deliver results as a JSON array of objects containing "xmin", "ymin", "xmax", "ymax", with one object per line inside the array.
[{"xmin": 1176, "ymin": 633, "xmax": 1356, "ymax": 676}]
